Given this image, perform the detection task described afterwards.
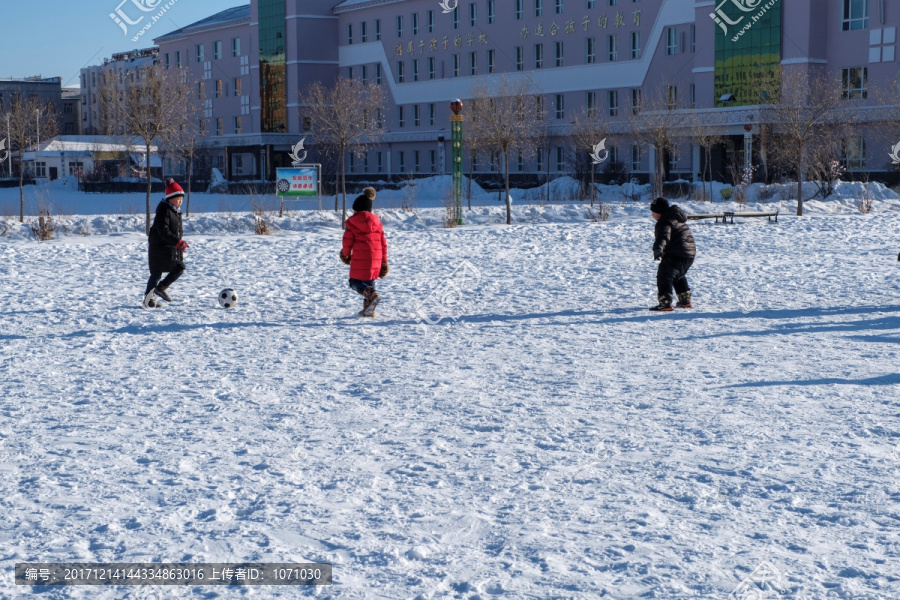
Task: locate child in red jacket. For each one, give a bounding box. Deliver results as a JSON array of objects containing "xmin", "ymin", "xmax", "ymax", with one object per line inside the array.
[{"xmin": 340, "ymin": 187, "xmax": 388, "ymax": 317}]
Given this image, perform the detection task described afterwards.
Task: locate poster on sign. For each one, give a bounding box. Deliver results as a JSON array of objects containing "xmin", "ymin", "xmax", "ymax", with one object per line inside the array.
[{"xmin": 276, "ymin": 165, "xmax": 322, "ymax": 211}]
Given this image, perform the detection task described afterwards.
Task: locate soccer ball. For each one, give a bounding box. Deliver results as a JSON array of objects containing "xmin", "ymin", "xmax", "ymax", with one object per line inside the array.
[{"xmin": 218, "ymin": 288, "xmax": 238, "ymax": 308}]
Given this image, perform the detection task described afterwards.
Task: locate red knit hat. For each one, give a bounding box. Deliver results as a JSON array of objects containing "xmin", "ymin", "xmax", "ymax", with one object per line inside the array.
[{"xmin": 164, "ymin": 179, "xmax": 185, "ymax": 201}]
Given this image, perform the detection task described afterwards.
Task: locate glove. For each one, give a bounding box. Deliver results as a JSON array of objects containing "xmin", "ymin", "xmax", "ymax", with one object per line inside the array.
[
  {"xmin": 653, "ymin": 250, "xmax": 661, "ymax": 261},
  {"xmin": 897, "ymin": 251, "xmax": 900, "ymax": 262},
  {"xmin": 340, "ymin": 252, "xmax": 351, "ymax": 265},
  {"xmin": 379, "ymin": 263, "xmax": 389, "ymax": 278},
  {"xmin": 176, "ymin": 240, "xmax": 189, "ymax": 252}
]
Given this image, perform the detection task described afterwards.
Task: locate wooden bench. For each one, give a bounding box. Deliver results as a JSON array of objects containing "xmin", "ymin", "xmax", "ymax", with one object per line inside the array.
[{"xmin": 686, "ymin": 211, "xmax": 779, "ymax": 224}]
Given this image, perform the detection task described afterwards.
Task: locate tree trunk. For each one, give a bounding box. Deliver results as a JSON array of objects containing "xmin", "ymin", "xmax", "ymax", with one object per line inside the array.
[
  {"xmin": 340, "ymin": 151, "xmax": 347, "ymax": 227},
  {"xmin": 655, "ymin": 147, "xmax": 666, "ymax": 199},
  {"xmin": 145, "ymin": 139, "xmax": 153, "ymax": 235},
  {"xmin": 796, "ymin": 154, "xmax": 804, "ymax": 216},
  {"xmin": 186, "ymin": 146, "xmax": 193, "ymax": 217},
  {"xmin": 505, "ymin": 152, "xmax": 511, "ymax": 225},
  {"xmin": 18, "ymin": 156, "xmax": 24, "ymax": 223},
  {"xmin": 590, "ymin": 166, "xmax": 595, "ymax": 207}
]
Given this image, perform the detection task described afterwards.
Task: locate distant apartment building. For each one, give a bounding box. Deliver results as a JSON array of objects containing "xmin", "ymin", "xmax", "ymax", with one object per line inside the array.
[
  {"xmin": 61, "ymin": 89, "xmax": 82, "ymax": 136},
  {"xmin": 81, "ymin": 0, "xmax": 897, "ymax": 184},
  {"xmin": 81, "ymin": 48, "xmax": 159, "ymax": 135}
]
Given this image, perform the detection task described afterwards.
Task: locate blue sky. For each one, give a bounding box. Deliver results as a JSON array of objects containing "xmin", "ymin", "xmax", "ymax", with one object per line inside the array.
[{"xmin": 0, "ymin": 0, "xmax": 248, "ymax": 89}]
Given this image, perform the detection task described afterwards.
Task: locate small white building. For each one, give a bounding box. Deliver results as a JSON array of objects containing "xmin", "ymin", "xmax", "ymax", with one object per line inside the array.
[{"xmin": 21, "ymin": 136, "xmax": 160, "ymax": 181}]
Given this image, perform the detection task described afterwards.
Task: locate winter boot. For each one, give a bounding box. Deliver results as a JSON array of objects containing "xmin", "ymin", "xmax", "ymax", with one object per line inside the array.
[
  {"xmin": 362, "ymin": 286, "xmax": 381, "ymax": 317},
  {"xmin": 142, "ymin": 289, "xmax": 157, "ymax": 309},
  {"xmin": 155, "ymin": 285, "xmax": 173, "ymax": 302},
  {"xmin": 676, "ymin": 291, "xmax": 692, "ymax": 309},
  {"xmin": 649, "ymin": 294, "xmax": 674, "ymax": 312}
]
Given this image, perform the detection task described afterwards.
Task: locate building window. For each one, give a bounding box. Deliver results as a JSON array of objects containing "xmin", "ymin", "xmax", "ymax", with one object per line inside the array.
[
  {"xmin": 488, "ymin": 49, "xmax": 496, "ymax": 73},
  {"xmin": 196, "ymin": 44, "xmax": 204, "ymax": 62},
  {"xmin": 631, "ymin": 144, "xmax": 641, "ymax": 170},
  {"xmin": 586, "ymin": 37, "xmax": 596, "ymax": 63},
  {"xmin": 197, "ymin": 119, "xmax": 205, "ymax": 136},
  {"xmin": 431, "ymin": 150, "xmax": 437, "ymax": 173},
  {"xmin": 399, "ymin": 151, "xmax": 406, "ymax": 172},
  {"xmin": 428, "ymin": 10, "xmax": 435, "ymax": 32},
  {"xmin": 398, "ymin": 106, "xmax": 405, "ymax": 127},
  {"xmin": 214, "ymin": 41, "xmax": 222, "ymax": 59},
  {"xmin": 197, "ymin": 82, "xmax": 205, "ymax": 99},
  {"xmin": 666, "ymin": 85, "xmax": 677, "ymax": 109},
  {"xmin": 361, "ymin": 65, "xmax": 368, "ymax": 83},
  {"xmin": 303, "ymin": 116, "xmax": 312, "ymax": 131},
  {"xmin": 535, "ymin": 0, "xmax": 543, "ymax": 17},
  {"xmin": 631, "ymin": 31, "xmax": 641, "ymax": 59},
  {"xmin": 470, "ymin": 3, "xmax": 477, "ymax": 27},
  {"xmin": 516, "ymin": 0, "xmax": 524, "ymax": 19},
  {"xmin": 347, "ymin": 66, "xmax": 354, "ymax": 80},
  {"xmin": 669, "ymin": 146, "xmax": 678, "ymax": 170},
  {"xmin": 428, "ymin": 57, "xmax": 436, "ymax": 79},
  {"xmin": 488, "ymin": 0, "xmax": 496, "ymax": 24},
  {"xmin": 398, "ymin": 61, "xmax": 405, "ymax": 83},
  {"xmin": 537, "ymin": 149, "xmax": 544, "ymax": 172},
  {"xmin": 361, "ymin": 21, "xmax": 368, "ymax": 42},
  {"xmin": 535, "ymin": 95, "xmax": 545, "ymax": 119},
  {"xmin": 690, "ymin": 24, "xmax": 695, "ymax": 52},
  {"xmin": 233, "ymin": 78, "xmax": 242, "ymax": 96},
  {"xmin": 397, "ymin": 15, "xmax": 403, "ymax": 37},
  {"xmin": 216, "ymin": 118, "xmax": 223, "ymax": 136},
  {"xmin": 234, "ymin": 116, "xmax": 242, "ymax": 134},
  {"xmin": 555, "ymin": 41, "xmax": 564, "ymax": 66},
  {"xmin": 587, "ymin": 0, "xmax": 595, "ymax": 7},
  {"xmin": 842, "ymin": 0, "xmax": 869, "ymax": 30},
  {"xmin": 632, "ymin": 88, "xmax": 641, "ymax": 114},
  {"xmin": 842, "ymin": 66, "xmax": 868, "ymax": 99},
  {"xmin": 215, "ymin": 80, "xmax": 223, "ymax": 98},
  {"xmin": 608, "ymin": 90, "xmax": 618, "ymax": 116},
  {"xmin": 34, "ymin": 162, "xmax": 47, "ymax": 178},
  {"xmin": 348, "ymin": 153, "xmax": 354, "ymax": 174},
  {"xmin": 453, "ymin": 9, "xmax": 460, "ymax": 29},
  {"xmin": 415, "ymin": 150, "xmax": 421, "ymax": 172},
  {"xmin": 535, "ymin": 43, "xmax": 544, "ymax": 68},
  {"xmin": 609, "ymin": 0, "xmax": 617, "ymax": 4},
  {"xmin": 165, "ymin": 53, "xmax": 170, "ymax": 68},
  {"xmin": 689, "ymin": 83, "xmax": 695, "ymax": 108},
  {"xmin": 375, "ymin": 19, "xmax": 381, "ymax": 40},
  {"xmin": 413, "ymin": 12, "xmax": 420, "ymax": 35},
  {"xmin": 377, "ymin": 152, "xmax": 383, "ymax": 173},
  {"xmin": 556, "ymin": 0, "xmax": 563, "ymax": 13},
  {"xmin": 413, "ymin": 104, "xmax": 421, "ymax": 127},
  {"xmin": 516, "ymin": 46, "xmax": 524, "ymax": 70},
  {"xmin": 470, "ymin": 51, "xmax": 478, "ymax": 75},
  {"xmin": 666, "ymin": 27, "xmax": 678, "ymax": 54},
  {"xmin": 176, "ymin": 51, "xmax": 181, "ymax": 67},
  {"xmin": 608, "ymin": 35, "xmax": 617, "ymax": 61},
  {"xmin": 453, "ymin": 54, "xmax": 460, "ymax": 77},
  {"xmin": 413, "ymin": 59, "xmax": 420, "ymax": 81},
  {"xmin": 232, "ymin": 38, "xmax": 241, "ymax": 57},
  {"xmin": 517, "ymin": 151, "xmax": 525, "ymax": 172},
  {"xmin": 556, "ymin": 147, "xmax": 564, "ymax": 171},
  {"xmin": 347, "ymin": 24, "xmax": 353, "ymax": 44},
  {"xmin": 555, "ymin": 93, "xmax": 564, "ymax": 119},
  {"xmin": 429, "ymin": 103, "xmax": 436, "ymax": 125},
  {"xmin": 586, "ymin": 91, "xmax": 596, "ymax": 117}
]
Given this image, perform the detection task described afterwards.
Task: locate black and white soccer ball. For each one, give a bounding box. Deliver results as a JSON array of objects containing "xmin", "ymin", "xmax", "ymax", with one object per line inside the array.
[{"xmin": 218, "ymin": 288, "xmax": 238, "ymax": 308}]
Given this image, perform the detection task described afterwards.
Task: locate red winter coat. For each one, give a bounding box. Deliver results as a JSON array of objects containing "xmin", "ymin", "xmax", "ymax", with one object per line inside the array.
[{"xmin": 342, "ymin": 211, "xmax": 388, "ymax": 280}]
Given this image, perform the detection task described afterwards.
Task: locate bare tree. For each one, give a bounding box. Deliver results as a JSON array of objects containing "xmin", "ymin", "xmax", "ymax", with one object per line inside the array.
[
  {"xmin": 299, "ymin": 77, "xmax": 386, "ymax": 225},
  {"xmin": 627, "ymin": 84, "xmax": 687, "ymax": 199},
  {"xmin": 761, "ymin": 66, "xmax": 847, "ymax": 216},
  {"xmin": 99, "ymin": 63, "xmax": 196, "ymax": 233},
  {"xmin": 689, "ymin": 123, "xmax": 724, "ymax": 202},
  {"xmin": 161, "ymin": 108, "xmax": 204, "ymax": 217},
  {"xmin": 2, "ymin": 94, "xmax": 58, "ymax": 222},
  {"xmin": 570, "ymin": 107, "xmax": 609, "ymax": 206},
  {"xmin": 468, "ymin": 77, "xmax": 539, "ymax": 225}
]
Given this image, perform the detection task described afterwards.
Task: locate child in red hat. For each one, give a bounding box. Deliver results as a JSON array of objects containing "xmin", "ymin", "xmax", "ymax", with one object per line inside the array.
[
  {"xmin": 142, "ymin": 178, "xmax": 189, "ymax": 308},
  {"xmin": 340, "ymin": 187, "xmax": 388, "ymax": 317}
]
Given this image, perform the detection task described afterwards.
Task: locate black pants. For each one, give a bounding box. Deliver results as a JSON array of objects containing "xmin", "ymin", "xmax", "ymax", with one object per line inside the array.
[
  {"xmin": 145, "ymin": 262, "xmax": 185, "ymax": 296},
  {"xmin": 657, "ymin": 256, "xmax": 693, "ymax": 299}
]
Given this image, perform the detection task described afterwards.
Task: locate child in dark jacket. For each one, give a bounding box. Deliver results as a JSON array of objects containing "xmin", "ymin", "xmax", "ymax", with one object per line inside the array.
[
  {"xmin": 340, "ymin": 187, "xmax": 388, "ymax": 317},
  {"xmin": 650, "ymin": 197, "xmax": 696, "ymax": 312},
  {"xmin": 143, "ymin": 179, "xmax": 189, "ymax": 308}
]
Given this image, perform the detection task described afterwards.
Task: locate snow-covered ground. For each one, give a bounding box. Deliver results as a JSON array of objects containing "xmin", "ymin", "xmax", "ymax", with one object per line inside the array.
[{"xmin": 1, "ymin": 178, "xmax": 900, "ymax": 599}]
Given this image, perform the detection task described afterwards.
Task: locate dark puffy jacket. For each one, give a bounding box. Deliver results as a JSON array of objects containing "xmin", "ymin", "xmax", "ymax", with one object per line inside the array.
[
  {"xmin": 148, "ymin": 201, "xmax": 183, "ymax": 272},
  {"xmin": 653, "ymin": 205, "xmax": 696, "ymax": 259},
  {"xmin": 342, "ymin": 211, "xmax": 387, "ymax": 280}
]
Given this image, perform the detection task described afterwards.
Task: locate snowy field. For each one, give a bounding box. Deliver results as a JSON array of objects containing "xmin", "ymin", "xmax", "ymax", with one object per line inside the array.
[{"xmin": 2, "ymin": 180, "xmax": 900, "ymax": 599}]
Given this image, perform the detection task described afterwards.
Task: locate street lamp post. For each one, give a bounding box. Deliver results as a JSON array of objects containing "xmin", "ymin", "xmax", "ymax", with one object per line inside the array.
[
  {"xmin": 450, "ymin": 99, "xmax": 463, "ymax": 226},
  {"xmin": 5, "ymin": 113, "xmax": 10, "ymax": 178}
]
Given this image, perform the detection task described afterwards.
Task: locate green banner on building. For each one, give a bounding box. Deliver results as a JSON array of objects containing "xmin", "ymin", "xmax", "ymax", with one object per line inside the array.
[{"xmin": 713, "ymin": 0, "xmax": 782, "ymax": 107}]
